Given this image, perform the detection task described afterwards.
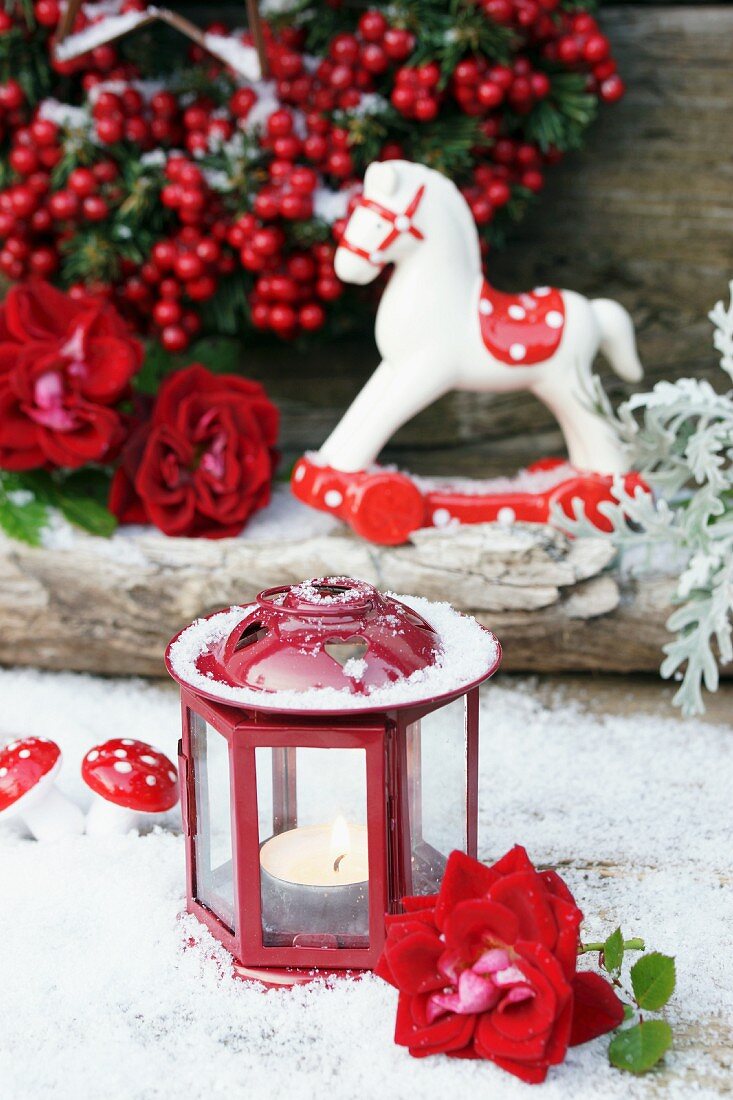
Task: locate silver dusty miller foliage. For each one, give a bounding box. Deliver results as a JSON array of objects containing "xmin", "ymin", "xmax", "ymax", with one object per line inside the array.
[{"xmin": 556, "ymin": 283, "xmax": 733, "ymax": 716}]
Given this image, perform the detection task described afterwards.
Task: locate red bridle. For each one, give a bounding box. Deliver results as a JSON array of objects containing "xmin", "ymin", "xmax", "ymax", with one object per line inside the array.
[{"xmin": 338, "ymin": 184, "xmax": 426, "ymax": 267}]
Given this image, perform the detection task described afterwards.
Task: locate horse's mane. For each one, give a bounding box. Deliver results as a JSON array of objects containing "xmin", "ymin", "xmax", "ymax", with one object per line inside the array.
[{"xmin": 412, "ymin": 163, "xmax": 481, "ymax": 268}]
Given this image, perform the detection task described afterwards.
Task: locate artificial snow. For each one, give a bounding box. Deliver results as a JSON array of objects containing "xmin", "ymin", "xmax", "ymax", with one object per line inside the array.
[
  {"xmin": 54, "ymin": 9, "xmax": 150, "ymax": 60},
  {"xmin": 167, "ymin": 591, "xmax": 499, "ymax": 711},
  {"xmin": 204, "ymin": 34, "xmax": 262, "ymax": 80},
  {"xmin": 0, "ymin": 667, "xmax": 731, "ymax": 1098}
]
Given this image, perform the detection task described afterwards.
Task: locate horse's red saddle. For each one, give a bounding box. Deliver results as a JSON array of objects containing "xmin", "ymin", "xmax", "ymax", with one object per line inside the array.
[{"xmin": 478, "ymin": 281, "xmax": 565, "ymax": 366}]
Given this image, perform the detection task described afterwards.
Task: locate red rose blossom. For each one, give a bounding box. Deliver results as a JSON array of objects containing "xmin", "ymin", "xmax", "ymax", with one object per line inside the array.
[
  {"xmin": 0, "ymin": 281, "xmax": 143, "ymax": 470},
  {"xmin": 376, "ymin": 846, "xmax": 624, "ymax": 1084},
  {"xmin": 110, "ymin": 364, "xmax": 279, "ymax": 538}
]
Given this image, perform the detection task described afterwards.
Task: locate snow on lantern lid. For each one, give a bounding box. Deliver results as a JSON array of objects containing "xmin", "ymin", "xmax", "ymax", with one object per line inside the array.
[
  {"xmin": 81, "ymin": 738, "xmax": 179, "ymax": 813},
  {"xmin": 166, "ymin": 577, "xmax": 502, "ymax": 714}
]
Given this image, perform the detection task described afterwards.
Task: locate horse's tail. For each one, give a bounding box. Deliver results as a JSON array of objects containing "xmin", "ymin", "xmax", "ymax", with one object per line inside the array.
[{"xmin": 590, "ymin": 298, "xmax": 643, "ymax": 383}]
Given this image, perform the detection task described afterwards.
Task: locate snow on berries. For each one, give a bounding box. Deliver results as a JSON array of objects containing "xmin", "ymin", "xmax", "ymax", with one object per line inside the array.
[{"xmin": 0, "ymin": 0, "xmax": 625, "ymax": 347}]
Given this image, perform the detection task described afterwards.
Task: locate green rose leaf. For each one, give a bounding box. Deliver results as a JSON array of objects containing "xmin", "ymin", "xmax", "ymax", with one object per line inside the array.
[
  {"xmin": 631, "ymin": 953, "xmax": 676, "ymax": 1011},
  {"xmin": 603, "ymin": 927, "xmax": 624, "ymax": 973},
  {"xmin": 0, "ymin": 488, "xmax": 48, "ymax": 546},
  {"xmin": 609, "ymin": 1020, "xmax": 672, "ymax": 1074}
]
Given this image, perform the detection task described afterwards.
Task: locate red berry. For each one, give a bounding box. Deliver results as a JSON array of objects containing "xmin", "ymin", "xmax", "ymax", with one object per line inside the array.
[
  {"xmin": 0, "ymin": 80, "xmax": 24, "ymax": 111},
  {"xmin": 35, "ymin": 0, "xmax": 61, "ymax": 26},
  {"xmin": 330, "ymin": 34, "xmax": 360, "ymax": 65},
  {"xmin": 583, "ymin": 34, "xmax": 610, "ymax": 64},
  {"xmin": 299, "ymin": 302, "xmax": 326, "ymax": 331},
  {"xmin": 477, "ymin": 81, "xmax": 504, "ymax": 109},
  {"xmin": 29, "ymin": 246, "xmax": 58, "ymax": 276},
  {"xmin": 10, "ymin": 147, "xmax": 38, "ymax": 175},
  {"xmin": 414, "ymin": 95, "xmax": 439, "ymax": 122},
  {"xmin": 358, "ymin": 10, "xmax": 387, "ymax": 41},
  {"xmin": 599, "ymin": 74, "xmax": 625, "ymax": 103},
  {"xmin": 49, "ymin": 190, "xmax": 79, "ymax": 219},
  {"xmin": 269, "ymin": 303, "xmax": 297, "ymax": 334},
  {"xmin": 82, "ymin": 195, "xmax": 108, "ymax": 221},
  {"xmin": 153, "ymin": 299, "xmax": 182, "ymax": 326},
  {"xmin": 483, "ymin": 0, "xmax": 513, "ymax": 24},
  {"xmin": 251, "ymin": 227, "xmax": 282, "ymax": 257},
  {"xmin": 161, "ymin": 325, "xmax": 189, "ymax": 352},
  {"xmin": 316, "ymin": 275, "xmax": 342, "ymax": 301},
  {"xmin": 267, "ymin": 109, "xmax": 294, "ymax": 138},
  {"xmin": 96, "ymin": 116, "xmax": 124, "ymax": 143},
  {"xmin": 521, "ymin": 170, "xmax": 544, "ymax": 192},
  {"xmin": 30, "ymin": 118, "xmax": 59, "ymax": 147},
  {"xmin": 151, "ymin": 91, "xmax": 178, "ymax": 118},
  {"xmin": 93, "ymin": 160, "xmax": 118, "ymax": 183},
  {"xmin": 253, "ymin": 190, "xmax": 280, "ymax": 220},
  {"xmin": 530, "ymin": 72, "xmax": 551, "ymax": 99},
  {"xmin": 487, "ymin": 179, "xmax": 511, "ymax": 206},
  {"xmin": 68, "ymin": 167, "xmax": 97, "ymax": 196},
  {"xmin": 557, "ymin": 36, "xmax": 581, "ymax": 64},
  {"xmin": 417, "ymin": 63, "xmax": 440, "ymax": 89},
  {"xmin": 185, "ymin": 275, "xmax": 216, "ymax": 301},
  {"xmin": 383, "ymin": 27, "xmax": 415, "ymax": 62},
  {"xmin": 196, "ymin": 238, "xmax": 221, "ymax": 264},
  {"xmin": 174, "ymin": 252, "xmax": 204, "ymax": 280}
]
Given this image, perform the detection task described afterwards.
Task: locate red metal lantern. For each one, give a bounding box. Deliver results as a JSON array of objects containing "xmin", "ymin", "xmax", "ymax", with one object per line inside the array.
[{"xmin": 166, "ymin": 577, "xmax": 501, "ymax": 986}]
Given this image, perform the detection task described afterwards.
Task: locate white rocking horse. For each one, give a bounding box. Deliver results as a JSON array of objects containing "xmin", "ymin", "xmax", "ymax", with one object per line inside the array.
[{"xmin": 292, "ymin": 159, "xmax": 644, "ymax": 545}]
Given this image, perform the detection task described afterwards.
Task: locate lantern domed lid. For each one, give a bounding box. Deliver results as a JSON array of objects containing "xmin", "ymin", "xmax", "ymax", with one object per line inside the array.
[{"xmin": 166, "ymin": 576, "xmax": 501, "ymax": 714}]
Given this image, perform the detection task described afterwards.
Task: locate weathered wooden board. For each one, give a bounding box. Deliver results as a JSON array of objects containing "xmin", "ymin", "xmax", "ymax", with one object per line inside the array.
[
  {"xmin": 237, "ymin": 5, "xmax": 733, "ymax": 478},
  {"xmin": 0, "ymin": 516, "xmax": 680, "ymax": 678}
]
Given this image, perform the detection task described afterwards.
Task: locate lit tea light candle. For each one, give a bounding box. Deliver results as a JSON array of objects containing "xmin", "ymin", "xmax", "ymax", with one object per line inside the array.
[{"xmin": 260, "ymin": 817, "xmax": 369, "ymax": 941}]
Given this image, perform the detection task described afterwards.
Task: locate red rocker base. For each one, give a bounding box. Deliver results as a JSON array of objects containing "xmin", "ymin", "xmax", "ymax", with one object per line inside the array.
[{"xmin": 291, "ymin": 455, "xmax": 647, "ymax": 547}]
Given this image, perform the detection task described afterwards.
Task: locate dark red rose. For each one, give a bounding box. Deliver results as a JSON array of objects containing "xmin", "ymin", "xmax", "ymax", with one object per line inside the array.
[
  {"xmin": 0, "ymin": 281, "xmax": 142, "ymax": 470},
  {"xmin": 110, "ymin": 364, "xmax": 279, "ymax": 538},
  {"xmin": 376, "ymin": 847, "xmax": 624, "ymax": 1085}
]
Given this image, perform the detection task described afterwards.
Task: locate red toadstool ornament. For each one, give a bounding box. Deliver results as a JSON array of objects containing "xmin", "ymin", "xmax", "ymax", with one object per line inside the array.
[
  {"xmin": 81, "ymin": 738, "xmax": 179, "ymax": 836},
  {"xmin": 0, "ymin": 737, "xmax": 84, "ymax": 840}
]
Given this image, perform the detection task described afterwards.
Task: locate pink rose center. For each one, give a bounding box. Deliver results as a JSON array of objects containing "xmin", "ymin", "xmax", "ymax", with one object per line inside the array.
[
  {"xmin": 427, "ymin": 946, "xmax": 536, "ymax": 1023},
  {"xmin": 27, "ymin": 371, "xmax": 77, "ymax": 432}
]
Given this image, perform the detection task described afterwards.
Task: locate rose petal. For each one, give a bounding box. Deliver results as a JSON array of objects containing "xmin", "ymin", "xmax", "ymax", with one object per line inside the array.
[
  {"xmin": 435, "ymin": 850, "xmax": 499, "ymax": 927},
  {"xmin": 490, "ymin": 870, "xmax": 558, "ymax": 950},
  {"xmin": 444, "ymin": 898, "xmax": 519, "ymax": 956},
  {"xmin": 383, "ymin": 928, "xmax": 445, "ymax": 994},
  {"xmin": 569, "ymin": 971, "xmax": 625, "ymax": 1047}
]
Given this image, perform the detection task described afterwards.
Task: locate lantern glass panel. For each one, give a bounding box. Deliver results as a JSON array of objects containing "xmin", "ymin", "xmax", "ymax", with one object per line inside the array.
[
  {"xmin": 406, "ymin": 695, "xmax": 467, "ymax": 895},
  {"xmin": 255, "ymin": 745, "xmax": 370, "ymax": 948},
  {"xmin": 190, "ymin": 712, "xmax": 235, "ymax": 930}
]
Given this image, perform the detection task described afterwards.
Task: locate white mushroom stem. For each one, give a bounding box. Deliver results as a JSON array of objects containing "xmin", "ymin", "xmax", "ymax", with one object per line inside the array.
[
  {"xmin": 85, "ymin": 795, "xmax": 141, "ymax": 837},
  {"xmin": 22, "ymin": 784, "xmax": 85, "ymax": 841}
]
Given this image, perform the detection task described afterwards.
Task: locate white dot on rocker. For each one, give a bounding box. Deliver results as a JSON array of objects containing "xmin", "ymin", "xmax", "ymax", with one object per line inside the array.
[
  {"xmin": 479, "ymin": 299, "xmax": 493, "ymax": 315},
  {"xmin": 432, "ymin": 508, "xmax": 452, "ymax": 528},
  {"xmin": 394, "ymin": 215, "xmax": 410, "ymax": 231},
  {"xmin": 293, "ymin": 465, "xmax": 305, "ymax": 482},
  {"xmin": 324, "ymin": 489, "xmax": 343, "ymax": 508},
  {"xmin": 497, "ymin": 507, "xmax": 516, "ymax": 525},
  {"xmin": 509, "ymin": 343, "xmax": 526, "ymax": 361},
  {"xmin": 545, "ymin": 310, "xmax": 564, "ymax": 329}
]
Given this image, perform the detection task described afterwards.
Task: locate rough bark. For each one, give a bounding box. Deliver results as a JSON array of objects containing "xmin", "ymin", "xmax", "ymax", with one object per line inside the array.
[{"xmin": 0, "ymin": 520, "xmax": 679, "ymax": 678}]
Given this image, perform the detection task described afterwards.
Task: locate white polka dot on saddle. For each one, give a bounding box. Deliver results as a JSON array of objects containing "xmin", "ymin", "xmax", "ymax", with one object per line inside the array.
[{"xmin": 478, "ymin": 281, "xmax": 565, "ymax": 366}]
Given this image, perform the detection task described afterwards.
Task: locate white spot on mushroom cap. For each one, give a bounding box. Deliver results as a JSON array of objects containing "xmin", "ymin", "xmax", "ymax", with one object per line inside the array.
[
  {"xmin": 479, "ymin": 299, "xmax": 493, "ymax": 316},
  {"xmin": 18, "ymin": 749, "xmax": 30, "ymax": 759},
  {"xmin": 6, "ymin": 741, "xmax": 19, "ymax": 750},
  {"xmin": 509, "ymin": 343, "xmax": 526, "ymax": 361},
  {"xmin": 145, "ymin": 775, "xmax": 157, "ymax": 786},
  {"xmin": 0, "ymin": 767, "xmax": 7, "ymax": 777},
  {"xmin": 121, "ymin": 739, "xmax": 134, "ymax": 746},
  {"xmin": 86, "ymin": 749, "xmax": 99, "ymax": 762},
  {"xmin": 534, "ymin": 286, "xmax": 551, "ymax": 297},
  {"xmin": 545, "ymin": 310, "xmax": 563, "ymax": 329},
  {"xmin": 113, "ymin": 761, "xmax": 132, "ymax": 774},
  {"xmin": 140, "ymin": 755, "xmax": 157, "ymax": 766},
  {"xmin": 113, "ymin": 749, "xmax": 127, "ymax": 759},
  {"xmin": 508, "ymin": 304, "xmax": 526, "ymax": 320},
  {"xmin": 168, "ymin": 770, "xmax": 177, "ymax": 782}
]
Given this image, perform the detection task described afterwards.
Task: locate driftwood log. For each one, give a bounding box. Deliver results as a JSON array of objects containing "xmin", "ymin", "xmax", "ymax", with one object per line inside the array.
[{"xmin": 0, "ymin": 517, "xmax": 678, "ymax": 678}]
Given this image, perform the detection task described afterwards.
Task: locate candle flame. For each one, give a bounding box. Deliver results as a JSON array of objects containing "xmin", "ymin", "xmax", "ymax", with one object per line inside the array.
[{"xmin": 330, "ymin": 815, "xmax": 350, "ymax": 873}]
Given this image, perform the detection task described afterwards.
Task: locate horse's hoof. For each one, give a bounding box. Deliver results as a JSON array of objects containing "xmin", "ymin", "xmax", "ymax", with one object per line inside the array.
[{"xmin": 345, "ymin": 471, "xmax": 426, "ymax": 546}]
